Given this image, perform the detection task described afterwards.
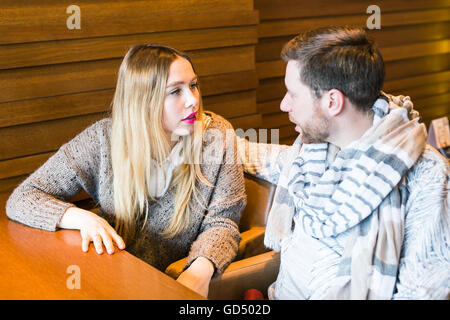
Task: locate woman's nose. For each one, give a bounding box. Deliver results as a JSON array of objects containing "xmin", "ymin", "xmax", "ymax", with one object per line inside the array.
[{"xmin": 185, "ymin": 89, "xmax": 198, "ymax": 109}]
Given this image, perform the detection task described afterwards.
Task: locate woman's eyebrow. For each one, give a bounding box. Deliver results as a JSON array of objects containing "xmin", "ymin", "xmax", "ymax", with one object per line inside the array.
[
  {"xmin": 167, "ymin": 76, "xmax": 198, "ymax": 88},
  {"xmin": 167, "ymin": 81, "xmax": 184, "ymax": 88}
]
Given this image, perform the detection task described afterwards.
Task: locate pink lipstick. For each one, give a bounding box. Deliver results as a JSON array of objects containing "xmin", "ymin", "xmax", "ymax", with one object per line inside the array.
[{"xmin": 182, "ymin": 111, "xmax": 198, "ymax": 124}]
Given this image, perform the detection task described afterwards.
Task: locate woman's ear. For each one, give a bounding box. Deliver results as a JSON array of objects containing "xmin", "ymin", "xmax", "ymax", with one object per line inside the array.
[{"xmin": 324, "ymin": 89, "xmax": 345, "ymax": 117}]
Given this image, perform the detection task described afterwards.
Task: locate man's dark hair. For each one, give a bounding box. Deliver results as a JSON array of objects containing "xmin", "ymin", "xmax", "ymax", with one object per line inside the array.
[{"xmin": 281, "ymin": 26, "xmax": 385, "ymax": 112}]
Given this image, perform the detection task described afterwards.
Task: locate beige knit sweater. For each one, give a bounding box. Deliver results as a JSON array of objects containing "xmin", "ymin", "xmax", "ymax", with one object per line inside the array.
[{"xmin": 6, "ymin": 112, "xmax": 246, "ymax": 274}]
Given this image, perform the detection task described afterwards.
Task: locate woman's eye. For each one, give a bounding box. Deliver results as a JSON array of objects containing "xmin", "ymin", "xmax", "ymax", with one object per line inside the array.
[
  {"xmin": 190, "ymin": 82, "xmax": 199, "ymax": 90},
  {"xmin": 170, "ymin": 89, "xmax": 181, "ymax": 95}
]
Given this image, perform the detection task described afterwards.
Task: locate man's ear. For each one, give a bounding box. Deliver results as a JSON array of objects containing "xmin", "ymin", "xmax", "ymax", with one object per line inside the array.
[{"xmin": 324, "ymin": 89, "xmax": 345, "ymax": 117}]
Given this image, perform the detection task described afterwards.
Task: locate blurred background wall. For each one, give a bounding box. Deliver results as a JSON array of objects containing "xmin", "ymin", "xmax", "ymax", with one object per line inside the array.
[
  {"xmin": 256, "ymin": 0, "xmax": 450, "ymax": 144},
  {"xmin": 0, "ymin": 0, "xmax": 449, "ymax": 194}
]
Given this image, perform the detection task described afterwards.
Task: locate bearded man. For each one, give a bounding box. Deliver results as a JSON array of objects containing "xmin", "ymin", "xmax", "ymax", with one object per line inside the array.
[{"xmin": 239, "ymin": 26, "xmax": 449, "ymax": 299}]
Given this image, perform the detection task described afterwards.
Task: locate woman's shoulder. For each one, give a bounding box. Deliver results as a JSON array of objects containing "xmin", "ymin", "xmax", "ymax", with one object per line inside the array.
[
  {"xmin": 91, "ymin": 117, "xmax": 112, "ymax": 133},
  {"xmin": 61, "ymin": 117, "xmax": 112, "ymax": 152},
  {"xmin": 201, "ymin": 111, "xmax": 237, "ymax": 152},
  {"xmin": 80, "ymin": 117, "xmax": 112, "ymax": 140},
  {"xmin": 203, "ymin": 111, "xmax": 234, "ymax": 132}
]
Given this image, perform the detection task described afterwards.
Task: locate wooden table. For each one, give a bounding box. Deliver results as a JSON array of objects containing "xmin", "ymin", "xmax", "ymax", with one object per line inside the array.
[{"xmin": 0, "ymin": 194, "xmax": 205, "ymax": 300}]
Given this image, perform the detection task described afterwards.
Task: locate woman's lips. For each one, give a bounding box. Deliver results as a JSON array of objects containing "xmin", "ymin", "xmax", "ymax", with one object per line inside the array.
[{"xmin": 182, "ymin": 111, "xmax": 198, "ymax": 124}]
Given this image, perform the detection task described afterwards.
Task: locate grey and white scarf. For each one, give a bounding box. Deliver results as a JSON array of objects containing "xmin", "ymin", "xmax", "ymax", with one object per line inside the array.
[{"xmin": 265, "ymin": 93, "xmax": 428, "ymax": 299}]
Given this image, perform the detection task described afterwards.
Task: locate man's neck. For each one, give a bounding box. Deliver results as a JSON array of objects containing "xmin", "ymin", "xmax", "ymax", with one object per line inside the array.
[{"xmin": 328, "ymin": 109, "xmax": 374, "ymax": 149}]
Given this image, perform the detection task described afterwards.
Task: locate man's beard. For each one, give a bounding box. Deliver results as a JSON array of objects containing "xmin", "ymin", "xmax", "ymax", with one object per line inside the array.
[{"xmin": 299, "ymin": 104, "xmax": 330, "ymax": 144}]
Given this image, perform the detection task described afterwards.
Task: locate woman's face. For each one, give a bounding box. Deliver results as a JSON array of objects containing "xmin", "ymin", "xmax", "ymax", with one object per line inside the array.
[{"xmin": 162, "ymin": 57, "xmax": 200, "ymax": 143}]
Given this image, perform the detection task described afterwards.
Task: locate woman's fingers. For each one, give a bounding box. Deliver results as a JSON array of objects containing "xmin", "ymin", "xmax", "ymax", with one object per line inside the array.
[
  {"xmin": 81, "ymin": 237, "xmax": 90, "ymax": 252},
  {"xmin": 92, "ymin": 234, "xmax": 103, "ymax": 254},
  {"xmin": 99, "ymin": 229, "xmax": 115, "ymax": 254},
  {"xmin": 79, "ymin": 217, "xmax": 126, "ymax": 254},
  {"xmin": 109, "ymin": 229, "xmax": 126, "ymax": 250},
  {"xmin": 80, "ymin": 231, "xmax": 125, "ymax": 255},
  {"xmin": 103, "ymin": 224, "xmax": 126, "ymax": 251},
  {"xmin": 80, "ymin": 234, "xmax": 104, "ymax": 254}
]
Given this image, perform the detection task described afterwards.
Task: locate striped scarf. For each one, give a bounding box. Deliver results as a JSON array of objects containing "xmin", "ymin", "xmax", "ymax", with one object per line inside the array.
[{"xmin": 265, "ymin": 93, "xmax": 428, "ymax": 299}]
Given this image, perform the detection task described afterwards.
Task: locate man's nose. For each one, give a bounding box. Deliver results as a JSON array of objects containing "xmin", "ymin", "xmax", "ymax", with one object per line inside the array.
[{"xmin": 280, "ymin": 94, "xmax": 290, "ymax": 112}]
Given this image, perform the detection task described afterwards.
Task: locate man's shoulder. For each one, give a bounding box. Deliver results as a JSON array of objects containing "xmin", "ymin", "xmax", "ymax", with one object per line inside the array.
[
  {"xmin": 407, "ymin": 144, "xmax": 449, "ymax": 188},
  {"xmin": 403, "ymin": 144, "xmax": 448, "ymax": 224}
]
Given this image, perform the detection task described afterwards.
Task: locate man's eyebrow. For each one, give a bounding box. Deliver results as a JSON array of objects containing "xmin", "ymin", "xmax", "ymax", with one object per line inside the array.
[{"xmin": 167, "ymin": 76, "xmax": 198, "ymax": 88}]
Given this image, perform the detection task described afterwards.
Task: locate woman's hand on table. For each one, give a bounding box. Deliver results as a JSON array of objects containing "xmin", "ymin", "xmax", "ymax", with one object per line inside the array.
[
  {"xmin": 58, "ymin": 206, "xmax": 126, "ymax": 255},
  {"xmin": 176, "ymin": 256, "xmax": 215, "ymax": 298}
]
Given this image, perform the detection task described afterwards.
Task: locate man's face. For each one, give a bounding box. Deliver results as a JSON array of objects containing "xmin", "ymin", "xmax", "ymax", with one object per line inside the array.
[{"xmin": 280, "ymin": 60, "xmax": 330, "ymax": 144}]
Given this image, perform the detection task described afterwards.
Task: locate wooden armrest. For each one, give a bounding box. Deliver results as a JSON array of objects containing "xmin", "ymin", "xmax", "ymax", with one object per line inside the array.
[
  {"xmin": 165, "ymin": 251, "xmax": 280, "ymax": 300},
  {"xmin": 237, "ymin": 226, "xmax": 269, "ymax": 260},
  {"xmin": 165, "ymin": 257, "xmax": 188, "ymax": 279},
  {"xmin": 165, "ymin": 226, "xmax": 269, "ymax": 279},
  {"xmin": 208, "ymin": 251, "xmax": 280, "ymax": 300}
]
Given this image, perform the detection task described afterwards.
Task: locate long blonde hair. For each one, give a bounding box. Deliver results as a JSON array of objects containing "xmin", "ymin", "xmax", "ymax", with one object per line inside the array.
[{"xmin": 110, "ymin": 44, "xmax": 210, "ymax": 244}]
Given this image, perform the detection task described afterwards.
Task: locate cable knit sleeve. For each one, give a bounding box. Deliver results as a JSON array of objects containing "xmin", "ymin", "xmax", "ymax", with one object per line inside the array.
[
  {"xmin": 393, "ymin": 146, "xmax": 450, "ymax": 299},
  {"xmin": 5, "ymin": 119, "xmax": 108, "ymax": 231},
  {"xmin": 185, "ymin": 114, "xmax": 247, "ymax": 274},
  {"xmin": 237, "ymin": 136, "xmax": 290, "ymax": 185}
]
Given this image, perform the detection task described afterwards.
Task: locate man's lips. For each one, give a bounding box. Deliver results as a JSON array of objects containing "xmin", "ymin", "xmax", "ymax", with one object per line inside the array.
[
  {"xmin": 288, "ymin": 114, "xmax": 296, "ymax": 125},
  {"xmin": 288, "ymin": 114, "xmax": 301, "ymax": 133},
  {"xmin": 182, "ymin": 111, "xmax": 198, "ymax": 123}
]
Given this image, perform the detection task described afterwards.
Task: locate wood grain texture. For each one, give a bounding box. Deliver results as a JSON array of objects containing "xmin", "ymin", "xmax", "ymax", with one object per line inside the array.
[
  {"xmin": 255, "ymin": 1, "xmax": 450, "ymax": 143},
  {"xmin": 0, "ymin": 194, "xmax": 204, "ymax": 300},
  {"xmin": 2, "ymin": 0, "xmax": 449, "ymax": 192},
  {"xmin": 0, "ymin": 46, "xmax": 256, "ymax": 103},
  {"xmin": 258, "ymin": 8, "xmax": 450, "ymax": 38},
  {"xmin": 255, "ymin": 0, "xmax": 450, "ymax": 20},
  {"xmin": 0, "ymin": 26, "xmax": 258, "ymax": 70},
  {"xmin": 0, "ymin": 0, "xmax": 256, "ymax": 44},
  {"xmin": 0, "ymin": 0, "xmax": 260, "ymax": 193}
]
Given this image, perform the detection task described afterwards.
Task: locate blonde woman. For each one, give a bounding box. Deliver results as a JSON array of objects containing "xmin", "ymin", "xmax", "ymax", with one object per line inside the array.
[{"xmin": 6, "ymin": 44, "xmax": 246, "ymax": 297}]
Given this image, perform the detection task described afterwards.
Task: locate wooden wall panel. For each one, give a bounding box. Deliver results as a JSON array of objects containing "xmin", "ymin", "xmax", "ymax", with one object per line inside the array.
[
  {"xmin": 255, "ymin": 0, "xmax": 450, "ymax": 144},
  {"xmin": 0, "ymin": 46, "xmax": 255, "ymax": 103},
  {"xmin": 2, "ymin": 0, "xmax": 449, "ymax": 194},
  {"xmin": 0, "ymin": 0, "xmax": 255, "ymax": 44},
  {"xmin": 0, "ymin": 0, "xmax": 260, "ymax": 193},
  {"xmin": 0, "ymin": 26, "xmax": 258, "ymax": 70},
  {"xmin": 256, "ymin": 0, "xmax": 449, "ymax": 20}
]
